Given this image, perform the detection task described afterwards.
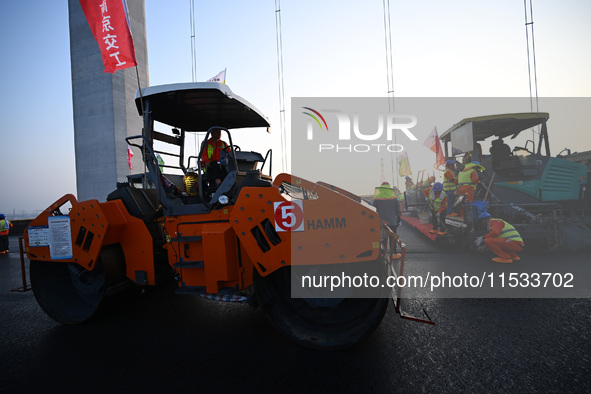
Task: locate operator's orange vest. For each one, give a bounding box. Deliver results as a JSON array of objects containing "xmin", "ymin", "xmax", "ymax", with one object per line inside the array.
[{"xmin": 203, "ymin": 139, "xmax": 227, "ymax": 163}]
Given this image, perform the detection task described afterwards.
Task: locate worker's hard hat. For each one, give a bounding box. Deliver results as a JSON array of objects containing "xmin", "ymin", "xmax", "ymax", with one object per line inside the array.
[
  {"xmin": 478, "ymin": 212, "xmax": 491, "ymax": 221},
  {"xmin": 433, "ymin": 182, "xmax": 443, "ymax": 191},
  {"xmin": 472, "ymin": 161, "xmax": 481, "ymax": 166},
  {"xmin": 0, "ymin": 214, "xmax": 4, "ymax": 219},
  {"xmin": 381, "ymin": 182, "xmax": 390, "ymax": 187},
  {"xmin": 446, "ymin": 160, "xmax": 455, "ymax": 166}
]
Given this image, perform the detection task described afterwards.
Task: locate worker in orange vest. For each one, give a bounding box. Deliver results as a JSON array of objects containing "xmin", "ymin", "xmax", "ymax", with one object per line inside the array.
[
  {"xmin": 0, "ymin": 214, "xmax": 14, "ymax": 254},
  {"xmin": 476, "ymin": 212, "xmax": 525, "ymax": 263},
  {"xmin": 423, "ymin": 182, "xmax": 448, "ymax": 236},
  {"xmin": 201, "ymin": 128, "xmax": 229, "ymax": 189}
]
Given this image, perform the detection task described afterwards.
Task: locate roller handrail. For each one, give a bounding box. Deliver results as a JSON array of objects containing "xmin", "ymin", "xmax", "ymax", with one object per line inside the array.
[{"xmin": 260, "ymin": 148, "xmax": 273, "ymax": 178}]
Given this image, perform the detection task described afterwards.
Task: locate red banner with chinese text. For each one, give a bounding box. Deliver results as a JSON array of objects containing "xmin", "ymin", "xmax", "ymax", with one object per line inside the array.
[{"xmin": 79, "ymin": 0, "xmax": 137, "ymax": 73}]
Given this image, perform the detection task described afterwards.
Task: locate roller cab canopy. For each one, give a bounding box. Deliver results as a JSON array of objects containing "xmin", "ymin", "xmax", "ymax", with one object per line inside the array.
[
  {"xmin": 127, "ymin": 82, "xmax": 273, "ymax": 216},
  {"xmin": 135, "ymin": 82, "xmax": 270, "ymax": 131},
  {"xmin": 440, "ymin": 112, "xmax": 549, "ymax": 143}
]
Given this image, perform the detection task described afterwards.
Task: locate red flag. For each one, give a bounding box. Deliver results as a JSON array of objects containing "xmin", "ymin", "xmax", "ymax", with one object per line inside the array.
[
  {"xmin": 127, "ymin": 145, "xmax": 134, "ymax": 170},
  {"xmin": 423, "ymin": 127, "xmax": 445, "ymax": 168},
  {"xmin": 79, "ymin": 0, "xmax": 137, "ymax": 73}
]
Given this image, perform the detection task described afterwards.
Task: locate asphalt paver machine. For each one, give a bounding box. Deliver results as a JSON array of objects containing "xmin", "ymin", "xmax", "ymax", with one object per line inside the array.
[{"xmin": 439, "ymin": 112, "xmax": 591, "ymax": 250}]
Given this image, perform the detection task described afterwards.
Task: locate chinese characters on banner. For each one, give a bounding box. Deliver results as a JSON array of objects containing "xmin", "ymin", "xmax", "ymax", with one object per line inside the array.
[{"xmin": 79, "ymin": 0, "xmax": 137, "ymax": 73}]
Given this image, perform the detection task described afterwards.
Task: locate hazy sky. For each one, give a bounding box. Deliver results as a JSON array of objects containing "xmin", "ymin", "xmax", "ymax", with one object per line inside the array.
[{"xmin": 1, "ymin": 0, "xmax": 590, "ymax": 214}]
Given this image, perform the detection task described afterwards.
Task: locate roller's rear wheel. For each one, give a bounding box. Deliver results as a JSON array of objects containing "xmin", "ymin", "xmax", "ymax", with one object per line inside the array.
[
  {"xmin": 255, "ymin": 264, "xmax": 389, "ymax": 350},
  {"xmin": 30, "ymin": 245, "xmax": 127, "ymax": 324}
]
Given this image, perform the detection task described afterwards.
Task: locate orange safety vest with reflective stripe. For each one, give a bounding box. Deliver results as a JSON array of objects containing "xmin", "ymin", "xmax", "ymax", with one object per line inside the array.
[
  {"xmin": 492, "ymin": 219, "xmax": 524, "ymax": 243},
  {"xmin": 202, "ymin": 139, "xmax": 227, "ymax": 164}
]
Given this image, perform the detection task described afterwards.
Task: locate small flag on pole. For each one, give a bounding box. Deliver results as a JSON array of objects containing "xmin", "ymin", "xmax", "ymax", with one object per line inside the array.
[
  {"xmin": 127, "ymin": 145, "xmax": 134, "ymax": 170},
  {"xmin": 79, "ymin": 0, "xmax": 138, "ymax": 73},
  {"xmin": 397, "ymin": 152, "xmax": 412, "ymax": 177},
  {"xmin": 423, "ymin": 127, "xmax": 445, "ymax": 168},
  {"xmin": 206, "ymin": 69, "xmax": 226, "ymax": 83}
]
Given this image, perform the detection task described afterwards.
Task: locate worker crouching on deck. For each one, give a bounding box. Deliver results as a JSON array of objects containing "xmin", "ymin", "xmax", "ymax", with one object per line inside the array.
[
  {"xmin": 373, "ymin": 182, "xmax": 402, "ymax": 259},
  {"xmin": 477, "ymin": 212, "xmax": 524, "ymax": 263},
  {"xmin": 424, "ymin": 182, "xmax": 448, "ymax": 236}
]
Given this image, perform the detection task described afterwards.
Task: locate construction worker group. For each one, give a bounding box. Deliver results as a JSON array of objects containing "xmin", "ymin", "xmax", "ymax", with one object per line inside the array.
[{"xmin": 385, "ymin": 157, "xmax": 525, "ymax": 264}]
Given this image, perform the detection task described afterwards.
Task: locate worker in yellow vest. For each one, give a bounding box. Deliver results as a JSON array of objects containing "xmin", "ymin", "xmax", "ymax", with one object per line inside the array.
[
  {"xmin": 443, "ymin": 160, "xmax": 457, "ymax": 216},
  {"xmin": 373, "ymin": 182, "xmax": 402, "ymax": 259},
  {"xmin": 456, "ymin": 161, "xmax": 485, "ymax": 203},
  {"xmin": 0, "ymin": 213, "xmax": 14, "ymax": 254},
  {"xmin": 404, "ymin": 176, "xmax": 414, "ymax": 192},
  {"xmin": 423, "ymin": 182, "xmax": 448, "ymax": 236},
  {"xmin": 477, "ymin": 212, "xmax": 524, "ymax": 263}
]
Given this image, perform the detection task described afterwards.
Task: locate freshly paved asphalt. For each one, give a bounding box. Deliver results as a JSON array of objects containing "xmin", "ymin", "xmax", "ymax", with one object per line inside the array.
[{"xmin": 1, "ymin": 231, "xmax": 590, "ymax": 393}]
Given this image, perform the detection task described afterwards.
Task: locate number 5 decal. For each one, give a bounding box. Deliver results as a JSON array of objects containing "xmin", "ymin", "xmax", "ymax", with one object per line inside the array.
[{"xmin": 274, "ymin": 201, "xmax": 304, "ymax": 232}]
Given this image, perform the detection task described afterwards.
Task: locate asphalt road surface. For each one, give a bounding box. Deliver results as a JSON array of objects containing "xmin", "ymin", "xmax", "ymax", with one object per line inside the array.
[{"xmin": 1, "ymin": 231, "xmax": 590, "ymax": 393}]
